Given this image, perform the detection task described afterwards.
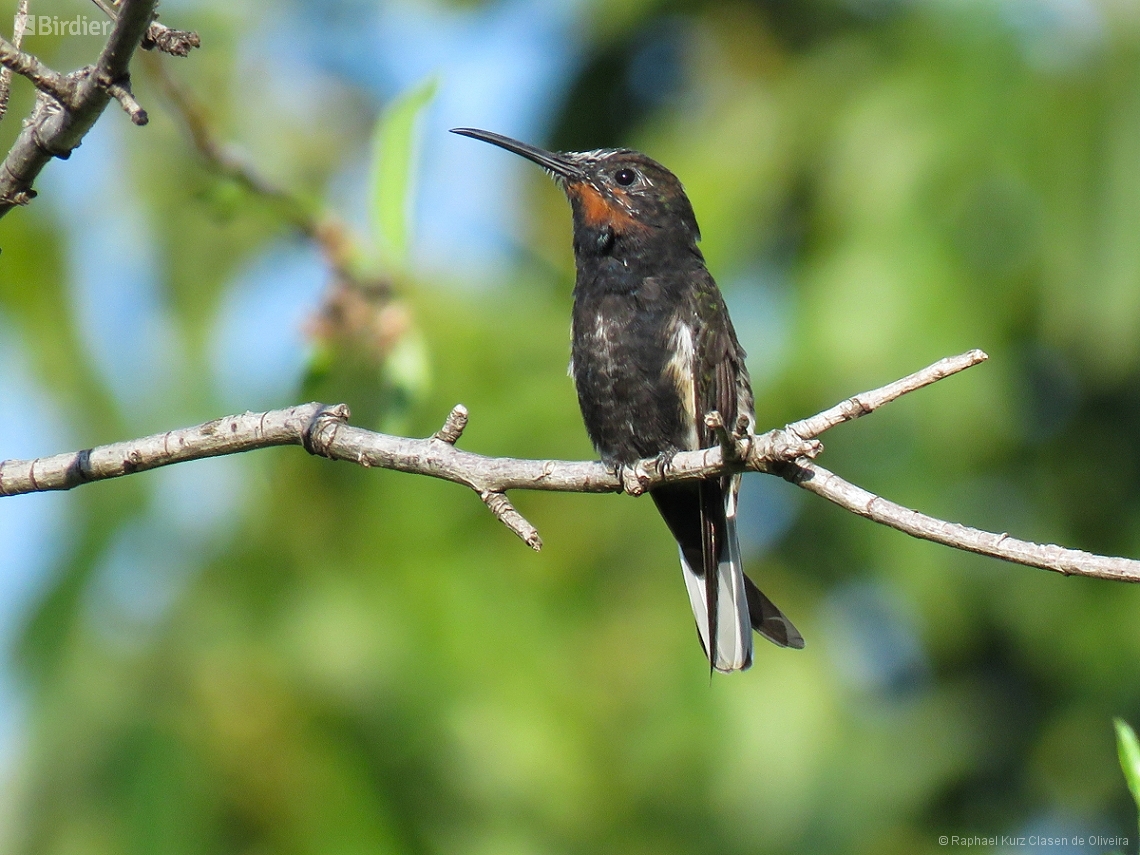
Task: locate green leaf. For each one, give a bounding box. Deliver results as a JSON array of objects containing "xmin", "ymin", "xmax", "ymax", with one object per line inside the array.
[
  {"xmin": 1115, "ymin": 718, "xmax": 1140, "ymax": 824},
  {"xmin": 369, "ymin": 76, "xmax": 438, "ymax": 269}
]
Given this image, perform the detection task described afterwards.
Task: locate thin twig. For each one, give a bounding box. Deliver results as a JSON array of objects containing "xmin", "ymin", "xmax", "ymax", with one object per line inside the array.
[
  {"xmin": 138, "ymin": 51, "xmax": 359, "ymax": 278},
  {"xmin": 89, "ymin": 0, "xmax": 201, "ymax": 57},
  {"xmin": 2, "ymin": 352, "xmax": 1138, "ymax": 582},
  {"xmin": 0, "ymin": 36, "xmax": 76, "ymax": 105},
  {"xmin": 787, "ymin": 349, "xmax": 989, "ymax": 440},
  {"xmin": 433, "ymin": 405, "xmax": 469, "ymax": 444},
  {"xmin": 777, "ymin": 459, "xmax": 1140, "ymax": 583},
  {"xmin": 480, "ymin": 490, "xmax": 542, "ymax": 550},
  {"xmin": 138, "ymin": 51, "xmax": 317, "ymax": 232},
  {"xmin": 141, "ymin": 21, "xmax": 200, "ymax": 58},
  {"xmin": 99, "ymin": 73, "xmax": 147, "ymax": 125}
]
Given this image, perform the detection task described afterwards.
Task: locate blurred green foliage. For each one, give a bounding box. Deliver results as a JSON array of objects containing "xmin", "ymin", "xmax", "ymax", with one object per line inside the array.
[
  {"xmin": 369, "ymin": 76, "xmax": 438, "ymax": 271},
  {"xmin": 1, "ymin": 1, "xmax": 1140, "ymax": 854},
  {"xmin": 1118, "ymin": 719, "xmax": 1140, "ymax": 839}
]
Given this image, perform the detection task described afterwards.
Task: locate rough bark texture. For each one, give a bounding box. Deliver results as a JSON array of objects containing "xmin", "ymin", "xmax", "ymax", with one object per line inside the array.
[{"xmin": 3, "ymin": 352, "xmax": 1138, "ymax": 583}]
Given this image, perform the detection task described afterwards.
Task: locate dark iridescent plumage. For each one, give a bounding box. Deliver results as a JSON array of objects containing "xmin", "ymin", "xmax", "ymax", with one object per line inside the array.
[{"xmin": 452, "ymin": 128, "xmax": 804, "ymax": 671}]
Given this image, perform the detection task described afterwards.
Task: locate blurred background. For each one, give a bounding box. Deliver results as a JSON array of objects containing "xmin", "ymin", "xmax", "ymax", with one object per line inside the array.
[{"xmin": 1, "ymin": 0, "xmax": 1140, "ymax": 852}]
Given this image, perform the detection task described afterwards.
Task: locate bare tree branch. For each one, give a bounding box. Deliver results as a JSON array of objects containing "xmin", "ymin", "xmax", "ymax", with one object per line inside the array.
[
  {"xmin": 777, "ymin": 460, "xmax": 1140, "ymax": 583},
  {"xmin": 0, "ymin": 0, "xmax": 159, "ymax": 215},
  {"xmin": 787, "ymin": 349, "xmax": 989, "ymax": 440},
  {"xmin": 2, "ymin": 351, "xmax": 1138, "ymax": 583},
  {"xmin": 0, "ymin": 403, "xmax": 343, "ymax": 494},
  {"xmin": 101, "ymin": 75, "xmax": 147, "ymax": 125}
]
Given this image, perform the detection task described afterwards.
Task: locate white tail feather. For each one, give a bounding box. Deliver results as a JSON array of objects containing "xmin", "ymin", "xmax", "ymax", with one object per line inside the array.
[{"xmin": 679, "ymin": 477, "xmax": 753, "ymax": 672}]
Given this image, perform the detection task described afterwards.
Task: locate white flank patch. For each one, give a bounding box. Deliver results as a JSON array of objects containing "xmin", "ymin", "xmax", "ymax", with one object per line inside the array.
[{"xmin": 663, "ymin": 321, "xmax": 698, "ymax": 450}]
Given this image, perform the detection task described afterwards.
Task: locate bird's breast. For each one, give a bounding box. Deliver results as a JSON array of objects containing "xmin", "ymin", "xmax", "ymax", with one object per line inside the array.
[{"xmin": 570, "ymin": 285, "xmax": 699, "ymax": 463}]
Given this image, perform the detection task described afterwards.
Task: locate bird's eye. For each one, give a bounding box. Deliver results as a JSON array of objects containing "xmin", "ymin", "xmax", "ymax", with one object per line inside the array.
[{"xmin": 614, "ymin": 168, "xmax": 637, "ymax": 186}]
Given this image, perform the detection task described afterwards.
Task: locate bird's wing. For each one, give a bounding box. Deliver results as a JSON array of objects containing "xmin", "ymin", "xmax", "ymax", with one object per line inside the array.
[
  {"xmin": 682, "ymin": 292, "xmax": 753, "ymax": 671},
  {"xmin": 693, "ymin": 289, "xmax": 803, "ymax": 656},
  {"xmin": 695, "ymin": 302, "xmax": 747, "ymax": 448}
]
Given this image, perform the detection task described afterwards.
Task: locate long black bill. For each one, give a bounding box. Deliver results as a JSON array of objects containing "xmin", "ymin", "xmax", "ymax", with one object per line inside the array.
[{"xmin": 450, "ymin": 128, "xmax": 584, "ymax": 182}]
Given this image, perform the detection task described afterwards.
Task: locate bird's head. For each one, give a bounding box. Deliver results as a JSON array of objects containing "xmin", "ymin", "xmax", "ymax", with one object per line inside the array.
[{"xmin": 452, "ymin": 128, "xmax": 701, "ymax": 250}]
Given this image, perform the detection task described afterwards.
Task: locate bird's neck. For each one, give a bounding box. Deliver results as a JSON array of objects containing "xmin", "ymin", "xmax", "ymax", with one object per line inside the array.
[
  {"xmin": 572, "ymin": 220, "xmax": 700, "ymax": 265},
  {"xmin": 571, "ymin": 222, "xmax": 704, "ymax": 298}
]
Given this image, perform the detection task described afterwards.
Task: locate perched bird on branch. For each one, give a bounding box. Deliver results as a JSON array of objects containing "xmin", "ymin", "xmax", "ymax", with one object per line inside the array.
[{"xmin": 452, "ymin": 128, "xmax": 804, "ymax": 671}]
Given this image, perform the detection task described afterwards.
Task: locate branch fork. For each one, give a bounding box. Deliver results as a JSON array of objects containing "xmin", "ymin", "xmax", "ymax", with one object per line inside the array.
[{"xmin": 425, "ymin": 404, "xmax": 539, "ymax": 548}]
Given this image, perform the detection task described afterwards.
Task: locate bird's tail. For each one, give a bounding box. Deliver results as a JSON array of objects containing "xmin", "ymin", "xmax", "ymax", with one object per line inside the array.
[{"xmin": 652, "ymin": 477, "xmax": 804, "ymax": 672}]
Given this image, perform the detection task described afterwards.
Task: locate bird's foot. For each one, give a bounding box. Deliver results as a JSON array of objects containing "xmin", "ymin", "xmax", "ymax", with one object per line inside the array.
[
  {"xmin": 731, "ymin": 414, "xmax": 754, "ymax": 462},
  {"xmin": 653, "ymin": 449, "xmax": 678, "ymax": 477},
  {"xmin": 616, "ymin": 451, "xmax": 676, "ymax": 496},
  {"xmin": 704, "ymin": 411, "xmax": 750, "ymax": 463},
  {"xmin": 614, "ymin": 461, "xmax": 647, "ymax": 497}
]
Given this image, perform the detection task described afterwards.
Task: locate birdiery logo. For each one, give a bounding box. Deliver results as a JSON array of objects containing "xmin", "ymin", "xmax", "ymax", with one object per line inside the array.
[{"xmin": 14, "ymin": 14, "xmax": 113, "ymax": 37}]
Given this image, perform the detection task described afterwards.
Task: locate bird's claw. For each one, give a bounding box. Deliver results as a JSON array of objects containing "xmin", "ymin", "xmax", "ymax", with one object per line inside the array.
[
  {"xmin": 615, "ymin": 462, "xmax": 648, "ymax": 496},
  {"xmin": 616, "ymin": 451, "xmax": 676, "ymax": 496},
  {"xmin": 730, "ymin": 415, "xmax": 754, "ymax": 463},
  {"xmin": 654, "ymin": 449, "xmax": 678, "ymax": 477},
  {"xmin": 705, "ymin": 410, "xmax": 751, "ymax": 463}
]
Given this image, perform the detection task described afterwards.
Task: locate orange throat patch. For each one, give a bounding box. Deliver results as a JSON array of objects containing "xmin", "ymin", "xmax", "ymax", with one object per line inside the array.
[{"xmin": 568, "ymin": 182, "xmax": 643, "ymax": 232}]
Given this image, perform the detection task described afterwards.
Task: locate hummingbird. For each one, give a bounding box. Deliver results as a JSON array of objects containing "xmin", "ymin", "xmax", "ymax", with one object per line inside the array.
[{"xmin": 452, "ymin": 128, "xmax": 804, "ymax": 671}]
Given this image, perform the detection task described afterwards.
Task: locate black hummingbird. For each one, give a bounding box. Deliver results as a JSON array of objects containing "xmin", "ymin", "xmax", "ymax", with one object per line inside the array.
[{"xmin": 452, "ymin": 128, "xmax": 804, "ymax": 671}]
